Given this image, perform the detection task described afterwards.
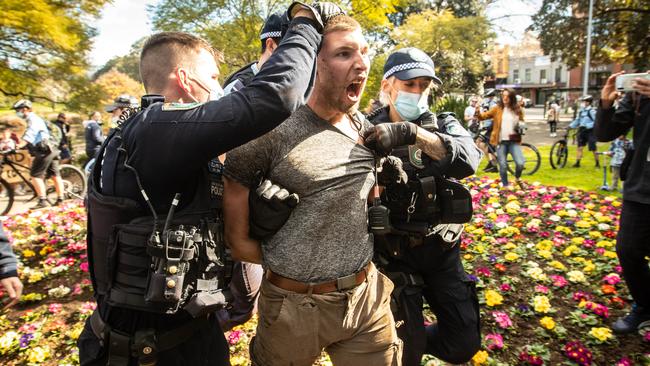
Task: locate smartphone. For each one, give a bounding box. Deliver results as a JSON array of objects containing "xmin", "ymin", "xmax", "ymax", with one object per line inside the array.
[{"xmin": 615, "ymin": 73, "xmax": 650, "ymax": 92}]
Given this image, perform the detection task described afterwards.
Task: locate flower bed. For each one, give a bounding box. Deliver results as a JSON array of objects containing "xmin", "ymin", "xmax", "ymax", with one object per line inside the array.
[{"xmin": 1, "ymin": 178, "xmax": 649, "ymax": 365}]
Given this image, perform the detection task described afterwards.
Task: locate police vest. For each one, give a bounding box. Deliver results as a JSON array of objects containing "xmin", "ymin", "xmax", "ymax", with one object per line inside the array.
[
  {"xmin": 366, "ymin": 107, "xmax": 472, "ymax": 228},
  {"xmin": 86, "ymin": 111, "xmax": 230, "ymax": 316}
]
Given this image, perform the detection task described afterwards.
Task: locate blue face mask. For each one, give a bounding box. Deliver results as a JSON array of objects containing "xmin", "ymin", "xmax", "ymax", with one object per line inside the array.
[{"xmin": 392, "ymin": 90, "xmax": 429, "ymax": 121}]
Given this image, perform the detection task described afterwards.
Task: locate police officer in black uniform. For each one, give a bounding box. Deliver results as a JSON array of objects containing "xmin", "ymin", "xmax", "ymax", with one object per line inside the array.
[
  {"xmin": 223, "ymin": 11, "xmax": 289, "ymax": 94},
  {"xmin": 78, "ymin": 3, "xmax": 343, "ymax": 365},
  {"xmin": 364, "ymin": 48, "xmax": 483, "ymax": 366}
]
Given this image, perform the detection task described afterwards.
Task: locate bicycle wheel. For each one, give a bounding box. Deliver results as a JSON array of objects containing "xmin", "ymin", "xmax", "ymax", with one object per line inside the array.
[
  {"xmin": 0, "ymin": 179, "xmax": 14, "ymax": 216},
  {"xmin": 549, "ymin": 140, "xmax": 568, "ymax": 169},
  {"xmin": 507, "ymin": 143, "xmax": 541, "ymax": 176},
  {"xmin": 47, "ymin": 164, "xmax": 87, "ymax": 203}
]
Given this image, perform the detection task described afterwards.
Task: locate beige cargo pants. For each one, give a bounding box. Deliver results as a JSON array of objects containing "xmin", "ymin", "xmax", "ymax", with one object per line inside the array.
[{"xmin": 250, "ymin": 263, "xmax": 402, "ymax": 366}]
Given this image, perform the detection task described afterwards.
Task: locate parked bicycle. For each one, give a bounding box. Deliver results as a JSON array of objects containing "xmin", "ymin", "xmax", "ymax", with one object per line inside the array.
[
  {"xmin": 549, "ymin": 128, "xmax": 578, "ymax": 169},
  {"xmin": 473, "ymin": 126, "xmax": 541, "ymax": 176},
  {"xmin": 0, "ymin": 150, "xmax": 86, "ymax": 215}
]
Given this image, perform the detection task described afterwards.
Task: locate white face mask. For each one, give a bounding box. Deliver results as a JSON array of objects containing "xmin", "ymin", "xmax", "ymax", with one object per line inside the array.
[
  {"xmin": 188, "ymin": 73, "xmax": 224, "ymax": 103},
  {"xmin": 16, "ymin": 111, "xmax": 26, "ymax": 119}
]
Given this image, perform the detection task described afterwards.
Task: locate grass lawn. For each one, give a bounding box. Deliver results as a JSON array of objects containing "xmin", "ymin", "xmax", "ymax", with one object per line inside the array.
[{"xmin": 478, "ymin": 143, "xmax": 623, "ymax": 198}]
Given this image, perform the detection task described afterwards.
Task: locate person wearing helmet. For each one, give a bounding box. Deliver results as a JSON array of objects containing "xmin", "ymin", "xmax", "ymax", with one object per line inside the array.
[
  {"xmin": 363, "ymin": 47, "xmax": 482, "ymax": 365},
  {"xmin": 105, "ymin": 94, "xmax": 139, "ymax": 130},
  {"xmin": 12, "ymin": 99, "xmax": 66, "ymax": 208},
  {"xmin": 569, "ymin": 95, "xmax": 599, "ymax": 167}
]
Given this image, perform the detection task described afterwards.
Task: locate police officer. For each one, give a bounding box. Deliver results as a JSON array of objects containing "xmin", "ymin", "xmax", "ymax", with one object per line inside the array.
[
  {"xmin": 78, "ymin": 3, "xmax": 342, "ymax": 365},
  {"xmin": 217, "ymin": 11, "xmax": 291, "ymax": 332},
  {"xmin": 364, "ymin": 48, "xmax": 483, "ymax": 366},
  {"xmin": 105, "ymin": 94, "xmax": 140, "ymax": 130},
  {"xmin": 223, "ymin": 11, "xmax": 288, "ymax": 94},
  {"xmin": 569, "ymin": 95, "xmax": 599, "ymax": 167}
]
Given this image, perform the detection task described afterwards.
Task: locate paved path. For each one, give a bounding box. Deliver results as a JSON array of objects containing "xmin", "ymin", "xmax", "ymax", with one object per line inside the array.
[{"xmin": 521, "ymin": 107, "xmax": 573, "ymax": 146}]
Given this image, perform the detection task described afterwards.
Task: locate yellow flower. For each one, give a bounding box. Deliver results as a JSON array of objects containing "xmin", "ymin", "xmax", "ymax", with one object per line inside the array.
[
  {"xmin": 537, "ymin": 249, "xmax": 553, "ymax": 260},
  {"xmin": 68, "ymin": 325, "xmax": 83, "ymax": 340},
  {"xmin": 536, "ymin": 240, "xmax": 553, "ymax": 252},
  {"xmin": 464, "ymin": 254, "xmax": 474, "ymax": 261},
  {"xmin": 504, "ymin": 243, "xmax": 517, "ymax": 250},
  {"xmin": 571, "ymin": 237, "xmax": 585, "ymax": 244},
  {"xmin": 549, "ymin": 260, "xmax": 567, "ymax": 271},
  {"xmin": 485, "ymin": 290, "xmax": 504, "ymax": 307},
  {"xmin": 589, "ymin": 231, "xmax": 602, "ymax": 239},
  {"xmin": 474, "ymin": 244, "xmax": 486, "ymax": 254},
  {"xmin": 504, "ymin": 252, "xmax": 519, "ymax": 262},
  {"xmin": 472, "ymin": 350, "xmax": 489, "ymax": 365},
  {"xmin": 583, "ymin": 261, "xmax": 595, "ymax": 273},
  {"xmin": 576, "ymin": 220, "xmax": 591, "ymax": 228},
  {"xmin": 603, "ymin": 251, "xmax": 618, "ymax": 259},
  {"xmin": 231, "ymin": 355, "xmax": 250, "ymax": 366},
  {"xmin": 596, "ymin": 240, "xmax": 613, "ymax": 248},
  {"xmin": 0, "ymin": 331, "xmax": 18, "ymax": 351},
  {"xmin": 563, "ymin": 245, "xmax": 579, "ymax": 257},
  {"xmin": 27, "ymin": 346, "xmax": 50, "ymax": 363},
  {"xmin": 557, "ymin": 210, "xmax": 568, "ymax": 217},
  {"xmin": 27, "ymin": 271, "xmax": 44, "ymax": 284},
  {"xmin": 22, "ymin": 249, "xmax": 35, "ymax": 258},
  {"xmin": 540, "ymin": 316, "xmax": 556, "ymax": 330},
  {"xmin": 567, "ymin": 270, "xmax": 586, "ymax": 283},
  {"xmin": 612, "ymin": 201, "xmax": 622, "ymax": 207},
  {"xmin": 589, "ymin": 327, "xmax": 613, "ymax": 342},
  {"xmin": 533, "ymin": 295, "xmax": 552, "ymax": 313},
  {"xmin": 573, "ymin": 257, "xmax": 586, "ymax": 263}
]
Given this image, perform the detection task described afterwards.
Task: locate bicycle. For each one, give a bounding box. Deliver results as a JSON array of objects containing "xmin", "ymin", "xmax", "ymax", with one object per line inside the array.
[
  {"xmin": 0, "ymin": 150, "xmax": 87, "ymax": 215},
  {"xmin": 549, "ymin": 128, "xmax": 578, "ymax": 169},
  {"xmin": 473, "ymin": 126, "xmax": 541, "ymax": 176}
]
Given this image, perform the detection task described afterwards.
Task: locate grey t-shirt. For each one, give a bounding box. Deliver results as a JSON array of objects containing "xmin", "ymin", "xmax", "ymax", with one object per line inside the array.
[{"xmin": 225, "ymin": 105, "xmax": 375, "ymax": 282}]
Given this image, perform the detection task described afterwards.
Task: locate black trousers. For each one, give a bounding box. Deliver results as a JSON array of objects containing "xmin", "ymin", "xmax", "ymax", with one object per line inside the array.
[
  {"xmin": 77, "ymin": 312, "xmax": 231, "ymax": 366},
  {"xmin": 379, "ymin": 236, "xmax": 481, "ymax": 366},
  {"xmin": 617, "ymin": 200, "xmax": 650, "ymax": 309}
]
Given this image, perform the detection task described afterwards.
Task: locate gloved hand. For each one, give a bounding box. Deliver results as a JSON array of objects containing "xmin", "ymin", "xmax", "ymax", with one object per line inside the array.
[
  {"xmin": 363, "ymin": 122, "xmax": 418, "ymax": 156},
  {"xmin": 248, "ymin": 178, "xmax": 299, "ymax": 240},
  {"xmin": 288, "ymin": 2, "xmax": 345, "ymax": 31},
  {"xmin": 378, "ymin": 156, "xmax": 408, "ymax": 186}
]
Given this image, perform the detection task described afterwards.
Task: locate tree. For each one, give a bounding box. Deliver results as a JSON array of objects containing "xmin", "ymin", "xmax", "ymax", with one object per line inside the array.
[
  {"xmin": 149, "ymin": 0, "xmax": 402, "ymax": 76},
  {"xmin": 530, "ymin": 0, "xmax": 650, "ymax": 69},
  {"xmin": 390, "ymin": 9, "xmax": 495, "ymax": 93},
  {"xmin": 94, "ymin": 69, "xmax": 145, "ymax": 107},
  {"xmin": 0, "ymin": 0, "xmax": 111, "ymax": 104},
  {"xmin": 94, "ymin": 38, "xmax": 145, "ymax": 82}
]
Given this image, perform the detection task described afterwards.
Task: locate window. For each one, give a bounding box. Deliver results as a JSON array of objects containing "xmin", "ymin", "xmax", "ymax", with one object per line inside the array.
[
  {"xmin": 513, "ymin": 69, "xmax": 519, "ymax": 81},
  {"xmin": 540, "ymin": 69, "xmax": 547, "ymax": 82},
  {"xmin": 555, "ymin": 67, "xmax": 562, "ymax": 82},
  {"xmin": 525, "ymin": 68, "xmax": 531, "ymax": 82}
]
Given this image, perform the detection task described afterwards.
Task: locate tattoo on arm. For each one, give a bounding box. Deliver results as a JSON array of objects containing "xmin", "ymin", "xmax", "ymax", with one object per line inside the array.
[{"xmin": 415, "ymin": 127, "xmax": 448, "ymax": 161}]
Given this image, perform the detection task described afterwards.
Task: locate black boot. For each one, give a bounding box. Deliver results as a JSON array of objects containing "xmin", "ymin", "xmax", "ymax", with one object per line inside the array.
[
  {"xmin": 483, "ymin": 162, "xmax": 497, "ymax": 173},
  {"xmin": 572, "ymin": 160, "xmax": 581, "ymax": 168}
]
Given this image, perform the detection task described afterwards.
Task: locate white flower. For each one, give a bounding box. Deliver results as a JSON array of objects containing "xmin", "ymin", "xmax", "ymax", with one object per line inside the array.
[
  {"xmin": 598, "ymin": 223, "xmax": 611, "ymax": 231},
  {"xmin": 566, "ymin": 209, "xmax": 578, "ymax": 217},
  {"xmin": 549, "ymin": 215, "xmax": 561, "ymax": 222}
]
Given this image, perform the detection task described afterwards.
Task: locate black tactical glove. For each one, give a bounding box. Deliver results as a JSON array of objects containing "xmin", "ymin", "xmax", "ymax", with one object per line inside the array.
[
  {"xmin": 288, "ymin": 2, "xmax": 345, "ymax": 31},
  {"xmin": 363, "ymin": 122, "xmax": 418, "ymax": 156},
  {"xmin": 378, "ymin": 156, "xmax": 408, "ymax": 186},
  {"xmin": 248, "ymin": 178, "xmax": 299, "ymax": 240}
]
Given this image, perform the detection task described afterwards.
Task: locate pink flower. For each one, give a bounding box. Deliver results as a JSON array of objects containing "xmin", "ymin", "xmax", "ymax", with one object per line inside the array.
[
  {"xmin": 485, "ymin": 333, "xmax": 504, "ymax": 350},
  {"xmin": 564, "ymin": 341, "xmax": 593, "ymax": 366},
  {"xmin": 79, "ymin": 301, "xmax": 97, "ymax": 314},
  {"xmin": 584, "ymin": 301, "xmax": 609, "ymax": 318},
  {"xmin": 48, "ymin": 303, "xmax": 63, "ymax": 313},
  {"xmin": 500, "ymin": 283, "xmax": 512, "ymax": 292},
  {"xmin": 80, "ymin": 261, "xmax": 89, "ymax": 272},
  {"xmin": 476, "ymin": 267, "xmax": 492, "ymax": 277},
  {"xmin": 615, "ymin": 357, "xmax": 633, "ymax": 366},
  {"xmin": 72, "ymin": 283, "xmax": 83, "ymax": 295},
  {"xmin": 535, "ymin": 285, "xmax": 549, "ymax": 294},
  {"xmin": 492, "ymin": 311, "xmax": 513, "ymax": 329},
  {"xmin": 644, "ymin": 330, "xmax": 650, "ymax": 343},
  {"xmin": 227, "ymin": 330, "xmax": 243, "ymax": 345},
  {"xmin": 550, "ymin": 275, "xmax": 568, "ymax": 288},
  {"xmin": 602, "ymin": 274, "xmax": 621, "ymax": 285}
]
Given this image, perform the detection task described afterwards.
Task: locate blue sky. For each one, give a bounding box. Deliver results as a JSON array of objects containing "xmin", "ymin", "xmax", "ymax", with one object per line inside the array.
[{"xmin": 89, "ymin": 0, "xmax": 542, "ymax": 68}]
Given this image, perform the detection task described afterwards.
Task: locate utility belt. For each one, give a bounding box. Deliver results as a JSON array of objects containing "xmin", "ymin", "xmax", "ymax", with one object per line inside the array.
[
  {"xmin": 382, "ymin": 176, "xmax": 473, "ymax": 225},
  {"xmin": 89, "ymin": 310, "xmax": 212, "ymax": 366}
]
